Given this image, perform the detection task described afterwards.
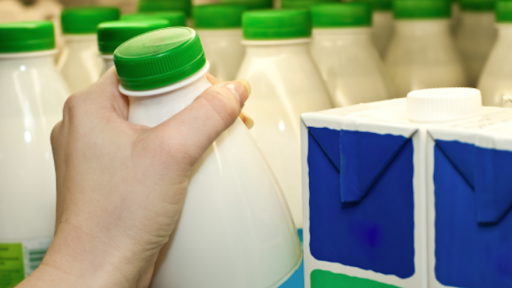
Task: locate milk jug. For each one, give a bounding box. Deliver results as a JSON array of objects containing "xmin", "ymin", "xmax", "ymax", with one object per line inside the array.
[
  {"xmin": 301, "ymin": 87, "xmax": 512, "ymax": 288},
  {"xmin": 120, "ymin": 11, "xmax": 187, "ymax": 27},
  {"xmin": 97, "ymin": 20, "xmax": 169, "ymax": 74},
  {"xmin": 478, "ymin": 0, "xmax": 512, "ymax": 106},
  {"xmin": 114, "ymin": 27, "xmax": 302, "ymax": 288},
  {"xmin": 455, "ymin": 0, "xmax": 497, "ymax": 86},
  {"xmin": 385, "ymin": 0, "xmax": 467, "ymax": 98},
  {"xmin": 354, "ymin": 0, "xmax": 394, "ymax": 57},
  {"xmin": 236, "ymin": 10, "xmax": 332, "ymax": 228},
  {"xmin": 193, "ymin": 4, "xmax": 248, "ymax": 81},
  {"xmin": 137, "ymin": 0, "xmax": 192, "ymax": 26},
  {"xmin": 310, "ymin": 2, "xmax": 394, "ymax": 107},
  {"xmin": 0, "ymin": 21, "xmax": 69, "ymax": 288},
  {"xmin": 220, "ymin": 0, "xmax": 273, "ymax": 10},
  {"xmin": 57, "ymin": 6, "xmax": 119, "ymax": 93}
]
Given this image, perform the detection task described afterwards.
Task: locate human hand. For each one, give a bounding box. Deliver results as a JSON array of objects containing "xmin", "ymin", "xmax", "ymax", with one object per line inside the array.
[{"xmin": 18, "ymin": 68, "xmax": 251, "ymax": 288}]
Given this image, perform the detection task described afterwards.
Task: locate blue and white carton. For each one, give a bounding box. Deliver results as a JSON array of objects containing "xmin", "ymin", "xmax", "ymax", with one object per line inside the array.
[{"xmin": 301, "ymin": 88, "xmax": 512, "ymax": 288}]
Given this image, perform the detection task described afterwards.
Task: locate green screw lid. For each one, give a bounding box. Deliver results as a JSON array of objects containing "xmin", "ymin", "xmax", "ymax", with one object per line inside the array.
[
  {"xmin": 121, "ymin": 12, "xmax": 187, "ymax": 26},
  {"xmin": 496, "ymin": 0, "xmax": 512, "ymax": 22},
  {"xmin": 242, "ymin": 9, "xmax": 311, "ymax": 40},
  {"xmin": 0, "ymin": 21, "xmax": 55, "ymax": 53},
  {"xmin": 460, "ymin": 0, "xmax": 495, "ymax": 11},
  {"xmin": 353, "ymin": 0, "xmax": 392, "ymax": 11},
  {"xmin": 114, "ymin": 27, "xmax": 206, "ymax": 91},
  {"xmin": 97, "ymin": 20, "xmax": 170, "ymax": 54},
  {"xmin": 138, "ymin": 0, "xmax": 192, "ymax": 16},
  {"xmin": 193, "ymin": 4, "xmax": 249, "ymax": 28},
  {"xmin": 61, "ymin": 6, "xmax": 120, "ymax": 34},
  {"xmin": 311, "ymin": 3, "xmax": 372, "ymax": 28},
  {"xmin": 281, "ymin": 0, "xmax": 337, "ymax": 10},
  {"xmin": 220, "ymin": 0, "xmax": 273, "ymax": 10},
  {"xmin": 393, "ymin": 0, "xmax": 451, "ymax": 19}
]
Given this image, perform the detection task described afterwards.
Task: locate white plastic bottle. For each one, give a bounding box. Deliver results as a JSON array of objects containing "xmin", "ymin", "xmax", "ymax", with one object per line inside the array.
[
  {"xmin": 193, "ymin": 4, "xmax": 248, "ymax": 81},
  {"xmin": 385, "ymin": 0, "xmax": 467, "ymax": 98},
  {"xmin": 310, "ymin": 2, "xmax": 394, "ymax": 106},
  {"xmin": 236, "ymin": 10, "xmax": 332, "ymax": 228},
  {"xmin": 114, "ymin": 27, "xmax": 302, "ymax": 288},
  {"xmin": 137, "ymin": 0, "xmax": 192, "ymax": 26},
  {"xmin": 0, "ymin": 21, "xmax": 69, "ymax": 288},
  {"xmin": 97, "ymin": 19, "xmax": 169, "ymax": 74},
  {"xmin": 354, "ymin": 0, "xmax": 394, "ymax": 57},
  {"xmin": 120, "ymin": 11, "xmax": 186, "ymax": 27},
  {"xmin": 57, "ymin": 6, "xmax": 119, "ymax": 93},
  {"xmin": 454, "ymin": 0, "xmax": 497, "ymax": 86}
]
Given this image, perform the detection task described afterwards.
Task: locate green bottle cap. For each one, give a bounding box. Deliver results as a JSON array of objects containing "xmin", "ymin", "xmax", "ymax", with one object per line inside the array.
[
  {"xmin": 497, "ymin": 0, "xmax": 512, "ymax": 22},
  {"xmin": 281, "ymin": 0, "xmax": 337, "ymax": 10},
  {"xmin": 193, "ymin": 4, "xmax": 249, "ymax": 28},
  {"xmin": 97, "ymin": 20, "xmax": 170, "ymax": 54},
  {"xmin": 0, "ymin": 21, "xmax": 55, "ymax": 53},
  {"xmin": 460, "ymin": 0, "xmax": 495, "ymax": 11},
  {"xmin": 61, "ymin": 6, "xmax": 120, "ymax": 34},
  {"xmin": 121, "ymin": 12, "xmax": 187, "ymax": 26},
  {"xmin": 242, "ymin": 9, "xmax": 311, "ymax": 40},
  {"xmin": 138, "ymin": 0, "xmax": 192, "ymax": 16},
  {"xmin": 393, "ymin": 0, "xmax": 451, "ymax": 19},
  {"xmin": 220, "ymin": 0, "xmax": 273, "ymax": 10},
  {"xmin": 311, "ymin": 3, "xmax": 372, "ymax": 27},
  {"xmin": 114, "ymin": 27, "xmax": 206, "ymax": 91},
  {"xmin": 353, "ymin": 0, "xmax": 392, "ymax": 11}
]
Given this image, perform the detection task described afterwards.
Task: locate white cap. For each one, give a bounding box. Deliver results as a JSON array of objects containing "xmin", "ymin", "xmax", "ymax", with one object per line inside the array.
[{"xmin": 407, "ymin": 88, "xmax": 482, "ymax": 123}]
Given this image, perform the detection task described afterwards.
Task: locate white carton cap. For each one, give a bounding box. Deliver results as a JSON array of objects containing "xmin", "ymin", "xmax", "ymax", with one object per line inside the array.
[{"xmin": 407, "ymin": 87, "xmax": 482, "ymax": 123}]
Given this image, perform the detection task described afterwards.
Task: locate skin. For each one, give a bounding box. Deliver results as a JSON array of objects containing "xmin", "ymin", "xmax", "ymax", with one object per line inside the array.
[{"xmin": 18, "ymin": 68, "xmax": 251, "ymax": 288}]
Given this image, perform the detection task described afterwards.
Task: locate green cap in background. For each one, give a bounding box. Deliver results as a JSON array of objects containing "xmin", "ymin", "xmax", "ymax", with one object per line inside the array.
[
  {"xmin": 460, "ymin": 0, "xmax": 495, "ymax": 11},
  {"xmin": 114, "ymin": 27, "xmax": 206, "ymax": 90},
  {"xmin": 496, "ymin": 0, "xmax": 512, "ymax": 22},
  {"xmin": 393, "ymin": 0, "xmax": 451, "ymax": 19},
  {"xmin": 121, "ymin": 12, "xmax": 187, "ymax": 26},
  {"xmin": 220, "ymin": 0, "xmax": 273, "ymax": 10},
  {"xmin": 61, "ymin": 6, "xmax": 120, "ymax": 34},
  {"xmin": 97, "ymin": 20, "xmax": 169, "ymax": 54},
  {"xmin": 0, "ymin": 21, "xmax": 55, "ymax": 53},
  {"xmin": 193, "ymin": 4, "xmax": 248, "ymax": 28},
  {"xmin": 281, "ymin": 0, "xmax": 337, "ymax": 10},
  {"xmin": 353, "ymin": 0, "xmax": 392, "ymax": 11},
  {"xmin": 242, "ymin": 9, "xmax": 311, "ymax": 39},
  {"xmin": 311, "ymin": 3, "xmax": 372, "ymax": 28},
  {"xmin": 138, "ymin": 0, "xmax": 192, "ymax": 16}
]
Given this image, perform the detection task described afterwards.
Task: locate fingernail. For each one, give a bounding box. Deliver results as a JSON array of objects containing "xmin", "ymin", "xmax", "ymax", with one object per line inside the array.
[{"xmin": 225, "ymin": 79, "xmax": 251, "ymax": 105}]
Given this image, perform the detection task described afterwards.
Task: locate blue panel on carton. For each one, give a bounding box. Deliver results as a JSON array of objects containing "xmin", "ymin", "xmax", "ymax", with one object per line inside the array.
[
  {"xmin": 308, "ymin": 128, "xmax": 415, "ymax": 279},
  {"xmin": 434, "ymin": 141, "xmax": 512, "ymax": 288}
]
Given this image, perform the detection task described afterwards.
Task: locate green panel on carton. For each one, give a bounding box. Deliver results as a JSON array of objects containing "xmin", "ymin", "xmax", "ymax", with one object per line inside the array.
[
  {"xmin": 0, "ymin": 243, "xmax": 25, "ymax": 288},
  {"xmin": 311, "ymin": 270, "xmax": 402, "ymax": 288}
]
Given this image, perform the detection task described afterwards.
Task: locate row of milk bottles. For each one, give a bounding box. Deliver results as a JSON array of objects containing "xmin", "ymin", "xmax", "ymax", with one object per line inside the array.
[{"xmin": 3, "ymin": 0, "xmax": 512, "ymax": 287}]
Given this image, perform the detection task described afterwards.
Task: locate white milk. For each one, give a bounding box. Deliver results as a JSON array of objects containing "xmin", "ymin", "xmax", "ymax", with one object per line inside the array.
[
  {"xmin": 455, "ymin": 10, "xmax": 497, "ymax": 86},
  {"xmin": 311, "ymin": 27, "xmax": 394, "ymax": 106},
  {"xmin": 301, "ymin": 88, "xmax": 512, "ymax": 287},
  {"xmin": 0, "ymin": 21, "xmax": 69, "ymax": 287},
  {"xmin": 385, "ymin": 20, "xmax": 467, "ymax": 98},
  {"xmin": 115, "ymin": 27, "xmax": 302, "ymax": 288}
]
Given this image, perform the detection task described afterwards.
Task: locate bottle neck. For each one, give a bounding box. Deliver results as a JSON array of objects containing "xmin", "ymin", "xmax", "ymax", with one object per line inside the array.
[
  {"xmin": 242, "ymin": 38, "xmax": 311, "ymax": 55},
  {"xmin": 312, "ymin": 28, "xmax": 372, "ymax": 43},
  {"xmin": 124, "ymin": 64, "xmax": 212, "ymax": 127},
  {"xmin": 0, "ymin": 50, "xmax": 57, "ymax": 67},
  {"xmin": 394, "ymin": 19, "xmax": 451, "ymax": 36},
  {"xmin": 497, "ymin": 24, "xmax": 512, "ymax": 42}
]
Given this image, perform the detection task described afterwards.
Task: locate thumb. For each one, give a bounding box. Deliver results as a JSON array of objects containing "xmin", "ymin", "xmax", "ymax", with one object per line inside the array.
[{"xmin": 148, "ymin": 79, "xmax": 251, "ymax": 167}]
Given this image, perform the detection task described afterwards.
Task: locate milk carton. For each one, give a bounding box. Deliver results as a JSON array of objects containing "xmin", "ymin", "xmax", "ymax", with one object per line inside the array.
[{"xmin": 301, "ymin": 88, "xmax": 512, "ymax": 287}]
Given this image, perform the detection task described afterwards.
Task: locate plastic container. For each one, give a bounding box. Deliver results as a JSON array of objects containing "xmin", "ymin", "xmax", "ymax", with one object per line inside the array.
[
  {"xmin": 302, "ymin": 87, "xmax": 512, "ymax": 288},
  {"xmin": 97, "ymin": 20, "xmax": 169, "ymax": 74},
  {"xmin": 385, "ymin": 0, "xmax": 467, "ymax": 98},
  {"xmin": 0, "ymin": 21, "xmax": 69, "ymax": 288},
  {"xmin": 354, "ymin": 0, "xmax": 394, "ymax": 57},
  {"xmin": 310, "ymin": 3, "xmax": 394, "ymax": 107},
  {"xmin": 114, "ymin": 27, "xmax": 302, "ymax": 288},
  {"xmin": 193, "ymin": 4, "xmax": 248, "ymax": 81},
  {"xmin": 477, "ymin": 1, "xmax": 512, "ymax": 106},
  {"xmin": 120, "ymin": 11, "xmax": 187, "ymax": 27},
  {"xmin": 454, "ymin": 0, "xmax": 497, "ymax": 86},
  {"xmin": 137, "ymin": 0, "xmax": 192, "ymax": 26},
  {"xmin": 236, "ymin": 10, "xmax": 332, "ymax": 228},
  {"xmin": 57, "ymin": 6, "xmax": 119, "ymax": 93}
]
